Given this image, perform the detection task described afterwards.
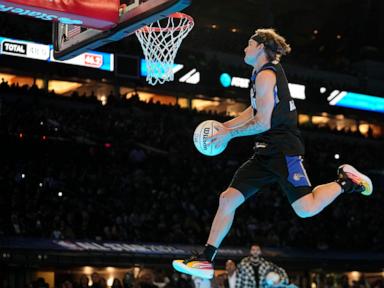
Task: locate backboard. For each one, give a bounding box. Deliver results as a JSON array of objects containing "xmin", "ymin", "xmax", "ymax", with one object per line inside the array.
[{"xmin": 53, "ymin": 0, "xmax": 191, "ymax": 60}]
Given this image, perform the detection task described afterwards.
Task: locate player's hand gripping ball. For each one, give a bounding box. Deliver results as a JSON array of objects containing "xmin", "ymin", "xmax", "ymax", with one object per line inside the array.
[{"xmin": 193, "ymin": 120, "xmax": 228, "ymax": 156}]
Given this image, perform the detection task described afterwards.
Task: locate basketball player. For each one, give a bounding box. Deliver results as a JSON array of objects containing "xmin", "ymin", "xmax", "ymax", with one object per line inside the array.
[{"xmin": 172, "ymin": 28, "xmax": 373, "ymax": 279}]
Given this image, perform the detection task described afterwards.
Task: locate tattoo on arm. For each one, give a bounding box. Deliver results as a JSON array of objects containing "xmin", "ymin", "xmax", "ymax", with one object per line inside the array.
[
  {"xmin": 224, "ymin": 106, "xmax": 253, "ymax": 128},
  {"xmin": 229, "ymin": 116, "xmax": 269, "ymax": 138}
]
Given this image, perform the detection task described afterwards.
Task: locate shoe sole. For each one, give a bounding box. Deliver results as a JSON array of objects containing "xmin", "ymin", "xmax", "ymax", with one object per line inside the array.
[
  {"xmin": 172, "ymin": 260, "xmax": 214, "ymax": 279},
  {"xmin": 339, "ymin": 164, "xmax": 373, "ymax": 196}
]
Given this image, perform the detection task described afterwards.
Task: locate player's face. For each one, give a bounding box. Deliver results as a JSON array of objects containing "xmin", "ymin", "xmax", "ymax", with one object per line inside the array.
[{"xmin": 244, "ymin": 39, "xmax": 263, "ymax": 66}]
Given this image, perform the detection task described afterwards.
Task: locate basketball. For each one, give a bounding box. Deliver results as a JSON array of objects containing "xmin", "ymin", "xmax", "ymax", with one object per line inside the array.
[
  {"xmin": 265, "ymin": 272, "xmax": 281, "ymax": 286},
  {"xmin": 193, "ymin": 120, "xmax": 227, "ymax": 156}
]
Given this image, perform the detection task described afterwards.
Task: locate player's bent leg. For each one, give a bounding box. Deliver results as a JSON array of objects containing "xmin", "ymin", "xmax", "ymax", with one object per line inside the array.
[
  {"xmin": 291, "ymin": 182, "xmax": 342, "ymax": 218},
  {"xmin": 292, "ymin": 165, "xmax": 373, "ymax": 218},
  {"xmin": 172, "ymin": 187, "xmax": 246, "ymax": 279},
  {"xmin": 291, "ymin": 193, "xmax": 317, "ymax": 218}
]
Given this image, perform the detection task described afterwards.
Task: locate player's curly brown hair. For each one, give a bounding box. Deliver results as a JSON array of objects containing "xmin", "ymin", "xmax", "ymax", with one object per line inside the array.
[{"xmin": 251, "ymin": 28, "xmax": 291, "ymax": 62}]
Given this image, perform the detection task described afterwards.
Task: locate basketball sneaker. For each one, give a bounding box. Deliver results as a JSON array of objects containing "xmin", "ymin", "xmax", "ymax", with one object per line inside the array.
[
  {"xmin": 172, "ymin": 254, "xmax": 214, "ymax": 279},
  {"xmin": 337, "ymin": 164, "xmax": 373, "ymax": 196}
]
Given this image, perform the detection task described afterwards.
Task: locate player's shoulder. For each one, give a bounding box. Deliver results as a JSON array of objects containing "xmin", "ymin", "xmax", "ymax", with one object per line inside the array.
[
  {"xmin": 255, "ymin": 69, "xmax": 276, "ymax": 88},
  {"xmin": 256, "ymin": 62, "xmax": 278, "ymax": 78}
]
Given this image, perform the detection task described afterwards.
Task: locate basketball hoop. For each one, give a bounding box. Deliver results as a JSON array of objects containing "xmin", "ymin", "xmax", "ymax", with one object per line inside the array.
[{"xmin": 135, "ymin": 12, "xmax": 194, "ymax": 85}]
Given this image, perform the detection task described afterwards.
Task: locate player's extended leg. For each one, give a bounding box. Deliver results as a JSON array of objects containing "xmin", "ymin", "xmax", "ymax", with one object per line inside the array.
[
  {"xmin": 292, "ymin": 164, "xmax": 373, "ymax": 218},
  {"xmin": 172, "ymin": 187, "xmax": 245, "ymax": 279},
  {"xmin": 207, "ymin": 187, "xmax": 245, "ymax": 247}
]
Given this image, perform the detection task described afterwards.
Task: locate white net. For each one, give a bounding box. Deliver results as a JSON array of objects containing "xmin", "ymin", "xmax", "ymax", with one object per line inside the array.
[{"xmin": 135, "ymin": 13, "xmax": 194, "ymax": 85}]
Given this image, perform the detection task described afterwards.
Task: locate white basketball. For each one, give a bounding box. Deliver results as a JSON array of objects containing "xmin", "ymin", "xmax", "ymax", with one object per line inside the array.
[
  {"xmin": 193, "ymin": 120, "xmax": 227, "ymax": 156},
  {"xmin": 265, "ymin": 272, "xmax": 281, "ymax": 286}
]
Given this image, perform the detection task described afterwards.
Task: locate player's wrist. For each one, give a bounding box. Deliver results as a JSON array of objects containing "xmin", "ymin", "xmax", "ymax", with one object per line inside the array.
[{"xmin": 222, "ymin": 121, "xmax": 231, "ymax": 128}]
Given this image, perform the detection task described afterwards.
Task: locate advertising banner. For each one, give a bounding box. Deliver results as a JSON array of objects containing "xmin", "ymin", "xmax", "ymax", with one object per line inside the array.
[
  {"xmin": 0, "ymin": 36, "xmax": 114, "ymax": 71},
  {"xmin": 0, "ymin": 237, "xmax": 247, "ymax": 258}
]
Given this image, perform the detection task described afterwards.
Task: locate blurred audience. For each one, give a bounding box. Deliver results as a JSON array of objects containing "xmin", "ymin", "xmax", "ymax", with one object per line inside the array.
[{"xmin": 0, "ymin": 83, "xmax": 383, "ymax": 254}]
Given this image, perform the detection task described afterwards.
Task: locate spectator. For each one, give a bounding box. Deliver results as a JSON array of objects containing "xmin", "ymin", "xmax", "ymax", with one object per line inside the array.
[
  {"xmin": 79, "ymin": 275, "xmax": 90, "ymax": 288},
  {"xmin": 0, "ymin": 85, "xmax": 382, "ymax": 251},
  {"xmin": 236, "ymin": 244, "xmax": 288, "ymax": 288},
  {"xmin": 32, "ymin": 278, "xmax": 49, "ymax": 288},
  {"xmin": 90, "ymin": 273, "xmax": 101, "ymax": 288},
  {"xmin": 123, "ymin": 272, "xmax": 135, "ymax": 288},
  {"xmin": 192, "ymin": 276, "xmax": 211, "ymax": 288},
  {"xmin": 112, "ymin": 279, "xmax": 123, "ymax": 288},
  {"xmin": 62, "ymin": 280, "xmax": 73, "ymax": 288},
  {"xmin": 225, "ymin": 260, "xmax": 237, "ymax": 288},
  {"xmin": 134, "ymin": 269, "xmax": 157, "ymax": 288}
]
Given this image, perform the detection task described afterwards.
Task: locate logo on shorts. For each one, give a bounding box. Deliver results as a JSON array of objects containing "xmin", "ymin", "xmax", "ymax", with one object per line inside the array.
[
  {"xmin": 289, "ymin": 100, "xmax": 296, "ymax": 111},
  {"xmin": 255, "ymin": 142, "xmax": 267, "ymax": 149},
  {"xmin": 293, "ymin": 173, "xmax": 305, "ymax": 181}
]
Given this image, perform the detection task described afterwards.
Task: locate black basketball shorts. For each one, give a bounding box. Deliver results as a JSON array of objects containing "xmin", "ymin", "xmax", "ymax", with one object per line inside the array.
[{"xmin": 229, "ymin": 154, "xmax": 312, "ymax": 204}]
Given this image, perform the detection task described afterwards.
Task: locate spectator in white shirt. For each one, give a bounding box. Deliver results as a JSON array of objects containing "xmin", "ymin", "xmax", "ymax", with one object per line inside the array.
[{"xmin": 226, "ymin": 260, "xmax": 237, "ymax": 288}]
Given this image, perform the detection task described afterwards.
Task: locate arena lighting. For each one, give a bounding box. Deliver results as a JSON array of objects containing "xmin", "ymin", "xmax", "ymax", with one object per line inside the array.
[
  {"xmin": 219, "ymin": 73, "xmax": 231, "ymax": 88},
  {"xmin": 48, "ymin": 80, "xmax": 82, "ymax": 95},
  {"xmin": 320, "ymin": 87, "xmax": 327, "ymax": 94},
  {"xmin": 288, "ymin": 83, "xmax": 306, "ymax": 100},
  {"xmin": 107, "ymin": 277, "xmax": 114, "ymax": 287},
  {"xmin": 349, "ymin": 271, "xmax": 361, "ymax": 282},
  {"xmin": 100, "ymin": 95, "xmax": 107, "ymax": 106},
  {"xmin": 334, "ymin": 154, "xmax": 340, "ymax": 159},
  {"xmin": 329, "ymin": 91, "xmax": 384, "ymax": 113},
  {"xmin": 83, "ymin": 266, "xmax": 93, "ymax": 274},
  {"xmin": 179, "ymin": 68, "xmax": 200, "ymax": 84},
  {"xmin": 327, "ymin": 90, "xmax": 343, "ymax": 101}
]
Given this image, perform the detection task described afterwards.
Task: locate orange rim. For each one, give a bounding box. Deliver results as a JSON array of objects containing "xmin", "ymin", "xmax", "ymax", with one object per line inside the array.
[{"xmin": 137, "ymin": 12, "xmax": 194, "ymax": 33}]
